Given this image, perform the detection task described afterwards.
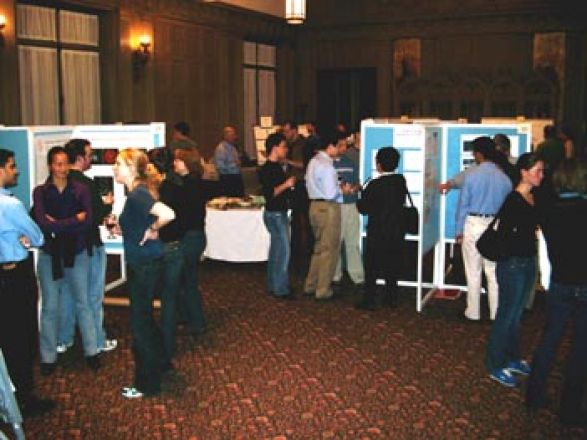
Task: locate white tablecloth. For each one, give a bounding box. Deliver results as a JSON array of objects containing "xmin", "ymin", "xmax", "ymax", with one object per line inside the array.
[{"xmin": 204, "ymin": 208, "xmax": 270, "ymax": 262}]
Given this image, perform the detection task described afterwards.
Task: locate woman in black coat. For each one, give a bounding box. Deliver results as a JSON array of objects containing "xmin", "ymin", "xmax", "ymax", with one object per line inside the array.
[
  {"xmin": 526, "ymin": 158, "xmax": 587, "ymax": 427},
  {"xmin": 356, "ymin": 147, "xmax": 407, "ymax": 310}
]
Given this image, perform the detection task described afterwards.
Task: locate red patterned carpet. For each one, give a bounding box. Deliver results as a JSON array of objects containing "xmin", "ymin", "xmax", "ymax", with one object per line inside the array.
[{"xmin": 7, "ymin": 261, "xmax": 586, "ymax": 439}]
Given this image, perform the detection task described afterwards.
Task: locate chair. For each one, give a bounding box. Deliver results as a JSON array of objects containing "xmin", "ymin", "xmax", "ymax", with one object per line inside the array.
[{"xmin": 0, "ymin": 350, "xmax": 25, "ymax": 440}]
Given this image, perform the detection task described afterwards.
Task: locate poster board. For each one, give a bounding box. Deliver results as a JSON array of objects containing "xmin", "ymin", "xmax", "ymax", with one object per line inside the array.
[
  {"xmin": 1, "ymin": 123, "xmax": 164, "ymax": 294},
  {"xmin": 253, "ymin": 125, "xmax": 280, "ymax": 165},
  {"xmin": 0, "ymin": 127, "xmax": 36, "ymax": 210},
  {"xmin": 441, "ymin": 123, "xmax": 532, "ymax": 240},
  {"xmin": 481, "ymin": 117, "xmax": 553, "ymax": 149},
  {"xmin": 361, "ymin": 120, "xmax": 443, "ymax": 311},
  {"xmin": 438, "ymin": 122, "xmax": 532, "ymax": 291}
]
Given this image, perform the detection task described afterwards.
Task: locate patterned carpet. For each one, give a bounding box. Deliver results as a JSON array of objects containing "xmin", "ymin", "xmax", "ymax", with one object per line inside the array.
[{"xmin": 6, "ymin": 260, "xmax": 586, "ymax": 439}]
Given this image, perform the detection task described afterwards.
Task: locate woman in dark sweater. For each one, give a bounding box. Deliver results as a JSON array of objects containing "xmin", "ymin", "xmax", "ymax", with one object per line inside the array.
[
  {"xmin": 173, "ymin": 148, "xmax": 210, "ymax": 336},
  {"xmin": 258, "ymin": 133, "xmax": 296, "ymax": 299},
  {"xmin": 147, "ymin": 147, "xmax": 185, "ymax": 371},
  {"xmin": 486, "ymin": 153, "xmax": 544, "ymax": 388},
  {"xmin": 526, "ymin": 159, "xmax": 587, "ymax": 427},
  {"xmin": 113, "ymin": 149, "xmax": 175, "ymax": 399}
]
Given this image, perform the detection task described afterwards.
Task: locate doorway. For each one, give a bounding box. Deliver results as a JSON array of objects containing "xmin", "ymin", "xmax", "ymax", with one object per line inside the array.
[{"xmin": 316, "ymin": 67, "xmax": 376, "ymax": 134}]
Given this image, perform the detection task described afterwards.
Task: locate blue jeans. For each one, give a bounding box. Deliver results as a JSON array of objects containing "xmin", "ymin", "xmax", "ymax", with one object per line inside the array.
[
  {"xmin": 486, "ymin": 256, "xmax": 536, "ymax": 372},
  {"xmin": 526, "ymin": 283, "xmax": 587, "ymax": 421},
  {"xmin": 180, "ymin": 230, "xmax": 207, "ymax": 333},
  {"xmin": 58, "ymin": 245, "xmax": 107, "ymax": 348},
  {"xmin": 263, "ymin": 210, "xmax": 290, "ymax": 296},
  {"xmin": 37, "ymin": 250, "xmax": 98, "ymax": 363},
  {"xmin": 127, "ymin": 259, "xmax": 163, "ymax": 395},
  {"xmin": 160, "ymin": 242, "xmax": 184, "ymax": 365}
]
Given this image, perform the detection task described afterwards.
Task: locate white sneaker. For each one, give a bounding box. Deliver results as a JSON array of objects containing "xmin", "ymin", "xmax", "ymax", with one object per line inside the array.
[
  {"xmin": 121, "ymin": 386, "xmax": 143, "ymax": 399},
  {"xmin": 98, "ymin": 339, "xmax": 118, "ymax": 353},
  {"xmin": 56, "ymin": 342, "xmax": 73, "ymax": 354}
]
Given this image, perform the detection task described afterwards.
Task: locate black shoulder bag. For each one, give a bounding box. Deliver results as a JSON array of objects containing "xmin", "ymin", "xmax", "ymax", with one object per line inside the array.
[
  {"xmin": 403, "ymin": 189, "xmax": 419, "ymax": 235},
  {"xmin": 476, "ymin": 212, "xmax": 508, "ymax": 262}
]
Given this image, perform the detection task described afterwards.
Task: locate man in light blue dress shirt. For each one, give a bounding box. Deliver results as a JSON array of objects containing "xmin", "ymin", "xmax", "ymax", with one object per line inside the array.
[
  {"xmin": 304, "ymin": 135, "xmax": 352, "ymax": 300},
  {"xmin": 214, "ymin": 125, "xmax": 245, "ymax": 197},
  {"xmin": 0, "ymin": 148, "xmax": 55, "ymax": 417},
  {"xmin": 456, "ymin": 137, "xmax": 512, "ymax": 321}
]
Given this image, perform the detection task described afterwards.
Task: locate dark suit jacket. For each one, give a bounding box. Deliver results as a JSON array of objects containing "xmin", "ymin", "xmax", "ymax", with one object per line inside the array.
[{"xmin": 357, "ymin": 173, "xmax": 407, "ymax": 275}]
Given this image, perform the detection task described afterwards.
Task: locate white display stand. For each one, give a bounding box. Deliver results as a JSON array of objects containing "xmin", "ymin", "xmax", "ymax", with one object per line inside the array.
[
  {"xmin": 360, "ymin": 120, "xmax": 534, "ymax": 311},
  {"xmin": 360, "ymin": 120, "xmax": 443, "ymax": 312},
  {"xmin": 0, "ymin": 123, "xmax": 165, "ymax": 295}
]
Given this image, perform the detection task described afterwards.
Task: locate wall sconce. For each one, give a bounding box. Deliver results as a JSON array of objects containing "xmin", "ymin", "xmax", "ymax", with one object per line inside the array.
[
  {"xmin": 132, "ymin": 34, "xmax": 151, "ymax": 80},
  {"xmin": 0, "ymin": 14, "xmax": 7, "ymax": 48}
]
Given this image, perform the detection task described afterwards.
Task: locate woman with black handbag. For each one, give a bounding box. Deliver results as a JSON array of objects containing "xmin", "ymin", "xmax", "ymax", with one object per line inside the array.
[
  {"xmin": 355, "ymin": 147, "xmax": 408, "ymax": 310},
  {"xmin": 485, "ymin": 153, "xmax": 544, "ymax": 388}
]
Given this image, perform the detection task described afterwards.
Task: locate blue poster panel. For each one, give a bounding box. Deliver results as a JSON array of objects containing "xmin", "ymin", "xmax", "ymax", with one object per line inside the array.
[
  {"xmin": 443, "ymin": 124, "xmax": 531, "ymax": 239},
  {"xmin": 0, "ymin": 129, "xmax": 33, "ymax": 209}
]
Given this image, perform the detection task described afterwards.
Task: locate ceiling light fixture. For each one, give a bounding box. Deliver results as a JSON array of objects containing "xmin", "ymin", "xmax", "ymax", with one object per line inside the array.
[{"xmin": 285, "ymin": 0, "xmax": 305, "ymax": 25}]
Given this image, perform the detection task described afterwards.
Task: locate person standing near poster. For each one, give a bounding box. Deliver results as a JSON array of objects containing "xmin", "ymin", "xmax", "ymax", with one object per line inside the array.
[
  {"xmin": 113, "ymin": 149, "xmax": 175, "ymax": 399},
  {"xmin": 57, "ymin": 139, "xmax": 117, "ymax": 355},
  {"xmin": 304, "ymin": 135, "xmax": 350, "ymax": 300},
  {"xmin": 355, "ymin": 147, "xmax": 406, "ymax": 310},
  {"xmin": 0, "ymin": 148, "xmax": 55, "ymax": 417},
  {"xmin": 455, "ymin": 137, "xmax": 512, "ymax": 322},
  {"xmin": 34, "ymin": 146, "xmax": 100, "ymax": 375},
  {"xmin": 485, "ymin": 153, "xmax": 544, "ymax": 387},
  {"xmin": 332, "ymin": 133, "xmax": 364, "ymax": 290}
]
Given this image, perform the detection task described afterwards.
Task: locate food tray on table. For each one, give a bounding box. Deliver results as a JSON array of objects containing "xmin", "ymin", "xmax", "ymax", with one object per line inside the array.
[{"xmin": 207, "ymin": 196, "xmax": 265, "ymax": 210}]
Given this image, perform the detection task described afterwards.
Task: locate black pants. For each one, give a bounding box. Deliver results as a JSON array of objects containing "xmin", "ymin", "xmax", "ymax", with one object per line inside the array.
[
  {"xmin": 363, "ymin": 245, "xmax": 401, "ymax": 306},
  {"xmin": 0, "ymin": 256, "xmax": 38, "ymax": 402},
  {"xmin": 127, "ymin": 259, "xmax": 164, "ymax": 395}
]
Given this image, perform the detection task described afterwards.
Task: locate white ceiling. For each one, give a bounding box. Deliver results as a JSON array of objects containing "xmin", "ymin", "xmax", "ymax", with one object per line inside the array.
[{"xmin": 202, "ymin": 0, "xmax": 285, "ymax": 18}]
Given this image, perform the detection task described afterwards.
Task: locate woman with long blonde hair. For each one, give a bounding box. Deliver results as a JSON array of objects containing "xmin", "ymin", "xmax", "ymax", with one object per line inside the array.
[{"xmin": 112, "ymin": 148, "xmax": 175, "ymax": 399}]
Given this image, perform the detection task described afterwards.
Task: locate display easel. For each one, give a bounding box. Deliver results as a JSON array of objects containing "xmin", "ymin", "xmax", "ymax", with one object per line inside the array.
[
  {"xmin": 0, "ymin": 123, "xmax": 165, "ymax": 301},
  {"xmin": 361, "ymin": 120, "xmax": 443, "ymax": 312}
]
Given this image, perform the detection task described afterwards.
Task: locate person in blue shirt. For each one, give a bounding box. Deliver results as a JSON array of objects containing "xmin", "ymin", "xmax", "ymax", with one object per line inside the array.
[
  {"xmin": 214, "ymin": 125, "xmax": 245, "ymax": 197},
  {"xmin": 0, "ymin": 148, "xmax": 55, "ymax": 417},
  {"xmin": 332, "ymin": 133, "xmax": 364, "ymax": 289},
  {"xmin": 456, "ymin": 137, "xmax": 512, "ymax": 322}
]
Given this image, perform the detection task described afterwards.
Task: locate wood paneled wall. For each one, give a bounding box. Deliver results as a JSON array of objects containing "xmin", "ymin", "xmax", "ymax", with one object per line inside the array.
[
  {"xmin": 154, "ymin": 18, "xmax": 242, "ymax": 157},
  {"xmin": 296, "ymin": 3, "xmax": 587, "ymax": 142},
  {"xmin": 0, "ymin": 0, "xmax": 295, "ymax": 158},
  {"xmin": 1, "ymin": 0, "xmax": 585, "ymax": 149}
]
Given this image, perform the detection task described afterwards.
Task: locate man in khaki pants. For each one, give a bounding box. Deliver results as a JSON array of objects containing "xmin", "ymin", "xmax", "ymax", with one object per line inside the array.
[{"xmin": 304, "ymin": 136, "xmax": 352, "ymax": 300}]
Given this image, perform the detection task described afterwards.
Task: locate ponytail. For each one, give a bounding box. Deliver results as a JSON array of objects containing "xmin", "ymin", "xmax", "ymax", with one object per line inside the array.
[{"xmin": 118, "ymin": 148, "xmax": 162, "ymax": 199}]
